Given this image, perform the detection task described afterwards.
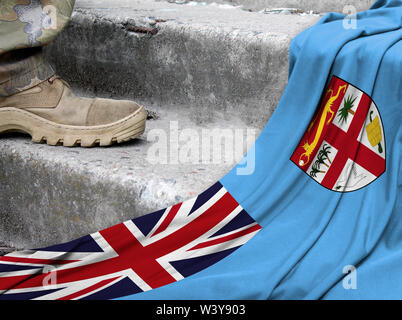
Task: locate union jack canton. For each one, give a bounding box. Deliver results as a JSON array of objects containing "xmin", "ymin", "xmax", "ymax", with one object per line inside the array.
[{"xmin": 0, "ymin": 182, "xmax": 261, "ymax": 300}]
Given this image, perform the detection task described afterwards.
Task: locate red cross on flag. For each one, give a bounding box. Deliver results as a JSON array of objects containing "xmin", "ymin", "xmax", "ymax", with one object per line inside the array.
[{"xmin": 291, "ymin": 75, "xmax": 386, "ymax": 192}]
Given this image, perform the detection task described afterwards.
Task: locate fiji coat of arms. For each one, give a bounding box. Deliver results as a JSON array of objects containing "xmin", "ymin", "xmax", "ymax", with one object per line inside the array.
[{"xmin": 291, "ymin": 75, "xmax": 386, "ymax": 192}]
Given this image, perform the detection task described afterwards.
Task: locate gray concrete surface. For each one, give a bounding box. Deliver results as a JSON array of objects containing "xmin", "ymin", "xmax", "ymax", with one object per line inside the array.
[
  {"xmin": 0, "ymin": 105, "xmax": 260, "ymax": 249},
  {"xmin": 45, "ymin": 0, "xmax": 319, "ymax": 129},
  {"xmin": 1, "ymin": 0, "xmax": 320, "ymax": 250},
  {"xmin": 167, "ymin": 0, "xmax": 374, "ymax": 13},
  {"xmin": 0, "ymin": 245, "xmax": 15, "ymax": 256}
]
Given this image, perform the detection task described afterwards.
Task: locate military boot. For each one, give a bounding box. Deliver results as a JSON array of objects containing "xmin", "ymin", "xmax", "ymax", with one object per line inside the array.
[{"xmin": 0, "ymin": 75, "xmax": 147, "ymax": 147}]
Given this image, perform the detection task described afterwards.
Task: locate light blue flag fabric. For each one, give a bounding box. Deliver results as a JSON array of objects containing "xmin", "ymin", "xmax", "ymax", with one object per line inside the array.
[{"xmin": 120, "ymin": 0, "xmax": 402, "ymax": 300}]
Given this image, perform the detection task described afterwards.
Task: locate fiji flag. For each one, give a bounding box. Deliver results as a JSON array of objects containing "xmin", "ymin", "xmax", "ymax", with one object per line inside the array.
[{"xmin": 0, "ymin": 0, "xmax": 401, "ymax": 300}]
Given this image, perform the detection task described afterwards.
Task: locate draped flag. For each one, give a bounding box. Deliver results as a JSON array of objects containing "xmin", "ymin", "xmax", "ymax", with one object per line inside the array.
[
  {"xmin": 0, "ymin": 0, "xmax": 401, "ymax": 300},
  {"xmin": 0, "ymin": 183, "xmax": 260, "ymax": 300}
]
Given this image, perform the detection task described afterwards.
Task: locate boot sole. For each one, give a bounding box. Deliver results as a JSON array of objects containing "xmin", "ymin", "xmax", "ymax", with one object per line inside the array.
[{"xmin": 0, "ymin": 106, "xmax": 147, "ymax": 147}]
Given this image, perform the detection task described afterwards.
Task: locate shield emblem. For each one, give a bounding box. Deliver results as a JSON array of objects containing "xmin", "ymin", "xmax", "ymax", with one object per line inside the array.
[{"xmin": 291, "ymin": 75, "xmax": 386, "ymax": 192}]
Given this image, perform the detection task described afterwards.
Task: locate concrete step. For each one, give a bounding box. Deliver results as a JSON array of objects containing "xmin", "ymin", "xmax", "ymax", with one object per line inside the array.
[
  {"xmin": 0, "ymin": 0, "xmax": 321, "ymax": 250},
  {"xmin": 0, "ymin": 243, "xmax": 16, "ymax": 256},
  {"xmin": 166, "ymin": 0, "xmax": 374, "ymax": 14},
  {"xmin": 0, "ymin": 106, "xmax": 260, "ymax": 250},
  {"xmin": 45, "ymin": 0, "xmax": 320, "ymax": 129}
]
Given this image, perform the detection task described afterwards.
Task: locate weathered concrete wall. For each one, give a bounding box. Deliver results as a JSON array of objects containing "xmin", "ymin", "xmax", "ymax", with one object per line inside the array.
[{"xmin": 0, "ymin": 150, "xmax": 138, "ymax": 249}]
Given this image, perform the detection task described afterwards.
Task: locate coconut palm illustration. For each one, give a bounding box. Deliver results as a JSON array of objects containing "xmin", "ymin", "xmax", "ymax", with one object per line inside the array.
[
  {"xmin": 309, "ymin": 144, "xmax": 333, "ymax": 178},
  {"xmin": 337, "ymin": 95, "xmax": 356, "ymax": 125},
  {"xmin": 309, "ymin": 161, "xmax": 325, "ymax": 178},
  {"xmin": 317, "ymin": 144, "xmax": 332, "ymax": 167}
]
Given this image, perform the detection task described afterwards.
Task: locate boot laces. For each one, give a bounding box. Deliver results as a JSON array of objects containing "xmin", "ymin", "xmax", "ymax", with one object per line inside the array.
[{"xmin": 47, "ymin": 75, "xmax": 70, "ymax": 88}]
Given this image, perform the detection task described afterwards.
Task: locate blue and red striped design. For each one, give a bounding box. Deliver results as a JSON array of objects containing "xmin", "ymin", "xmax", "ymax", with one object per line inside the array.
[{"xmin": 0, "ymin": 182, "xmax": 261, "ymax": 300}]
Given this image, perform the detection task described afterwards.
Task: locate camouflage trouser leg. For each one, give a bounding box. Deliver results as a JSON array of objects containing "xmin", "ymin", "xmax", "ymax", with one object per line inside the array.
[{"xmin": 0, "ymin": 0, "xmax": 75, "ymax": 97}]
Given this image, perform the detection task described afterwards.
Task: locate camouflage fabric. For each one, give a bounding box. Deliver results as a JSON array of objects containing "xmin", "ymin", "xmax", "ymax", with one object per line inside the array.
[{"xmin": 0, "ymin": 0, "xmax": 75, "ymax": 96}]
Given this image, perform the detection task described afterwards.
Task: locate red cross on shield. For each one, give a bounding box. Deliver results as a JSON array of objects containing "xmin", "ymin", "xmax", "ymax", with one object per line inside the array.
[{"xmin": 291, "ymin": 75, "xmax": 386, "ymax": 192}]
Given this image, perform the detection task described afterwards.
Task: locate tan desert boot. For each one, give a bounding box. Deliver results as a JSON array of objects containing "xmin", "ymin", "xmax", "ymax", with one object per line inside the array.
[{"xmin": 0, "ymin": 75, "xmax": 147, "ymax": 147}]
